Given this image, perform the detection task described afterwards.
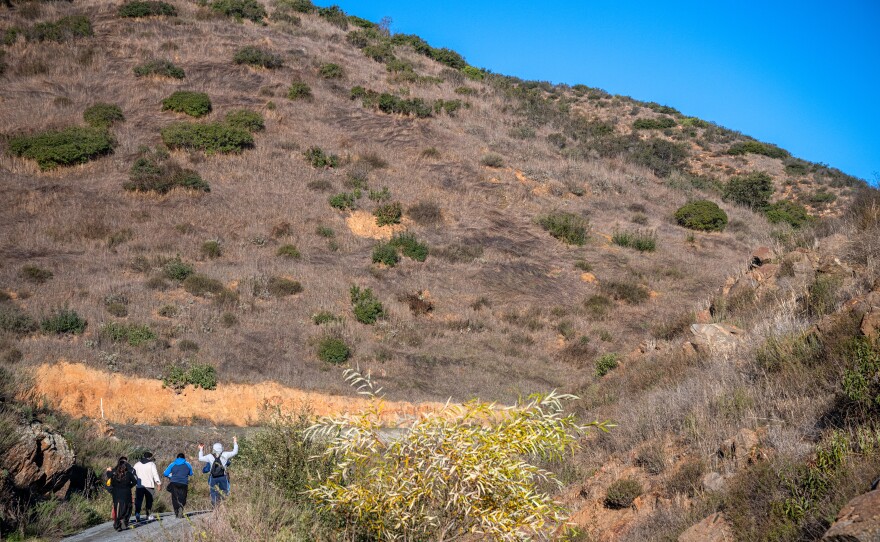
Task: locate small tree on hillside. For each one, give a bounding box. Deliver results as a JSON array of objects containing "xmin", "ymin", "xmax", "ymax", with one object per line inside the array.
[{"xmin": 307, "ymin": 368, "xmax": 612, "ymax": 541}]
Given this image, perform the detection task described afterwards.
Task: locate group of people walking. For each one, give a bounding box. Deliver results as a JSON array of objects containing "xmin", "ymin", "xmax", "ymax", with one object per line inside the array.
[{"xmin": 104, "ymin": 436, "xmax": 238, "ymax": 531}]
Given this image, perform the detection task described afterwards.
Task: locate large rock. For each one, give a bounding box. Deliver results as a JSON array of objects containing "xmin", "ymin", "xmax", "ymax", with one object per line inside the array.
[
  {"xmin": 1, "ymin": 422, "xmax": 75, "ymax": 496},
  {"xmin": 751, "ymin": 247, "xmax": 775, "ymax": 267},
  {"xmin": 822, "ymin": 489, "xmax": 880, "ymax": 541},
  {"xmin": 860, "ymin": 307, "xmax": 880, "ymax": 340},
  {"xmin": 690, "ymin": 323, "xmax": 745, "ymax": 351},
  {"xmin": 718, "ymin": 428, "xmax": 763, "ymax": 468},
  {"xmin": 678, "ymin": 512, "xmax": 734, "ymax": 542}
]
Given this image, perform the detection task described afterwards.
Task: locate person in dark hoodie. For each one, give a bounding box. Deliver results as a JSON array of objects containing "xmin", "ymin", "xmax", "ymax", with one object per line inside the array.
[
  {"xmin": 163, "ymin": 452, "xmax": 194, "ymax": 518},
  {"xmin": 107, "ymin": 457, "xmax": 138, "ymax": 531}
]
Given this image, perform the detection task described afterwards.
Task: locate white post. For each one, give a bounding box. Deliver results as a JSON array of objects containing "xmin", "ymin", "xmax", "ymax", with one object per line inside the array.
[{"xmin": 100, "ymin": 398, "xmax": 104, "ymax": 419}]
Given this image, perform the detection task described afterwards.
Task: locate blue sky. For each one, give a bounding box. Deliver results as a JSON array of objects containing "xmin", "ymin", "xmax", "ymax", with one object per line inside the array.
[{"xmin": 322, "ymin": 0, "xmax": 880, "ymax": 183}]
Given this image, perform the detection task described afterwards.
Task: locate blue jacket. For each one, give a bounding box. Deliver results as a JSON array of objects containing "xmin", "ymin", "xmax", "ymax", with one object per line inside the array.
[{"xmin": 163, "ymin": 458, "xmax": 193, "ymax": 485}]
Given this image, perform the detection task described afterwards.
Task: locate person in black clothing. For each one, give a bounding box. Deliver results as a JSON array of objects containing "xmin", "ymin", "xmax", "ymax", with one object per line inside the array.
[{"xmin": 107, "ymin": 457, "xmax": 138, "ymax": 531}]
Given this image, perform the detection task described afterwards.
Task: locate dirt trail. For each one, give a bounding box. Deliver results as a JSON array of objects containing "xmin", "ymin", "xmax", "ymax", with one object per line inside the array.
[{"xmin": 34, "ymin": 362, "xmax": 447, "ymax": 426}]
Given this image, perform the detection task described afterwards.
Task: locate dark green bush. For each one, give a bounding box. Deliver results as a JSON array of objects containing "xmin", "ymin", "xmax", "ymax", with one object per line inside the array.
[
  {"xmin": 276, "ymin": 0, "xmax": 313, "ymax": 13},
  {"xmin": 161, "ymin": 122, "xmax": 254, "ymax": 154},
  {"xmin": 612, "ymin": 229, "xmax": 657, "ymax": 252},
  {"xmin": 841, "ymin": 338, "xmax": 880, "ymax": 411},
  {"xmin": 602, "ymin": 280, "xmax": 650, "ymax": 304},
  {"xmin": 351, "ymin": 87, "xmax": 433, "ymax": 118},
  {"xmin": 480, "ymin": 153, "xmax": 504, "ymax": 167},
  {"xmin": 267, "ymin": 276, "xmax": 302, "ymax": 297},
  {"xmin": 287, "ymin": 80, "xmax": 312, "ymax": 100},
  {"xmin": 20, "ymin": 265, "xmax": 53, "ymax": 284},
  {"xmin": 584, "ymin": 294, "xmax": 612, "ymax": 319},
  {"xmin": 233, "ymin": 46, "xmax": 282, "ymax": 68},
  {"xmin": 125, "ymin": 150, "xmax": 209, "ymax": 193},
  {"xmin": 674, "ymin": 200, "xmax": 728, "ymax": 232},
  {"xmin": 372, "ymin": 242, "xmax": 399, "ymax": 266},
  {"xmin": 766, "ymin": 200, "xmax": 812, "ymax": 228},
  {"xmin": 537, "ymin": 211, "xmax": 588, "ymax": 245},
  {"xmin": 163, "ymin": 257, "xmax": 194, "ymax": 280},
  {"xmin": 350, "ymin": 285, "xmax": 384, "ymax": 324},
  {"xmin": 101, "ymin": 322, "xmax": 156, "ymax": 346},
  {"xmin": 328, "ymin": 191, "xmax": 358, "ymax": 210},
  {"xmin": 211, "ymin": 0, "xmax": 267, "ymax": 22},
  {"xmin": 224, "ymin": 109, "xmax": 264, "ymax": 132},
  {"xmin": 201, "ymin": 240, "xmax": 222, "ymax": 258},
  {"xmin": 633, "ymin": 117, "xmax": 676, "ymax": 130},
  {"xmin": 727, "ymin": 140, "xmax": 789, "ymax": 159},
  {"xmin": 26, "ymin": 15, "xmax": 92, "ymax": 43},
  {"xmin": 317, "ymin": 336, "xmax": 350, "ymax": 364},
  {"xmin": 373, "ymin": 201, "xmax": 402, "ymax": 226},
  {"xmin": 318, "ymin": 62, "xmax": 344, "ymax": 79},
  {"xmin": 83, "ymin": 103, "xmax": 125, "ymax": 128},
  {"xmin": 312, "ymin": 311, "xmax": 339, "ymax": 325},
  {"xmin": 182, "ymin": 274, "xmax": 225, "ymax": 296},
  {"xmin": 604, "ymin": 478, "xmax": 642, "ymax": 509},
  {"xmin": 389, "ymin": 233, "xmax": 428, "ymax": 261},
  {"xmin": 118, "ymin": 1, "xmax": 177, "ymax": 17},
  {"xmin": 8, "ymin": 127, "xmax": 114, "ymax": 170},
  {"xmin": 161, "ymin": 91, "xmax": 212, "ymax": 117},
  {"xmin": 133, "ymin": 59, "xmax": 185, "ymax": 79},
  {"xmin": 0, "ymin": 304, "xmax": 38, "ymax": 335},
  {"xmin": 724, "ymin": 172, "xmax": 774, "ymax": 210},
  {"xmin": 595, "ymin": 353, "xmax": 619, "ymax": 377},
  {"xmin": 317, "ymin": 5, "xmax": 348, "ymax": 28},
  {"xmin": 163, "ymin": 362, "xmax": 217, "ymax": 390},
  {"xmin": 630, "ymin": 137, "xmax": 687, "ymax": 178},
  {"xmin": 276, "ymin": 244, "xmax": 301, "ymax": 259},
  {"xmin": 41, "ymin": 308, "xmax": 87, "ymax": 334},
  {"xmin": 305, "ymin": 147, "xmax": 339, "ymax": 168}
]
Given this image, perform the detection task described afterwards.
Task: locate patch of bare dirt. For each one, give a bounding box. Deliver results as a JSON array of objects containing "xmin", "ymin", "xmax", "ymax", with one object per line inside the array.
[
  {"xmin": 33, "ymin": 362, "xmax": 446, "ymax": 426},
  {"xmin": 345, "ymin": 210, "xmax": 406, "ymax": 240}
]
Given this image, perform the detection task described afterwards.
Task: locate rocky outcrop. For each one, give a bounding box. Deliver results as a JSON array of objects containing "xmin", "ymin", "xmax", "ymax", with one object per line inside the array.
[
  {"xmin": 690, "ymin": 323, "xmax": 746, "ymax": 351},
  {"xmin": 822, "ymin": 489, "xmax": 880, "ymax": 541},
  {"xmin": 3, "ymin": 422, "xmax": 76, "ymax": 496},
  {"xmin": 678, "ymin": 512, "xmax": 734, "ymax": 542},
  {"xmin": 718, "ymin": 428, "xmax": 765, "ymax": 469},
  {"xmin": 751, "ymin": 246, "xmax": 775, "ymax": 267}
]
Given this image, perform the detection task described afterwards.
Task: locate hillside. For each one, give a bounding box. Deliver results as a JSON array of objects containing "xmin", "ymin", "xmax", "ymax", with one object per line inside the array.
[{"xmin": 1, "ymin": 1, "xmax": 878, "ymax": 541}]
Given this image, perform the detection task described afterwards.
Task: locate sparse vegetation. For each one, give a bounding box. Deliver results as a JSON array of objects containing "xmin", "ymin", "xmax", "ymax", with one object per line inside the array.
[
  {"xmin": 41, "ymin": 308, "xmax": 87, "ymax": 334},
  {"xmin": 389, "ymin": 233, "xmax": 429, "ymax": 261},
  {"xmin": 125, "ymin": 148, "xmax": 209, "ymax": 193},
  {"xmin": 161, "ymin": 91, "xmax": 212, "ymax": 117},
  {"xmin": 20, "ymin": 15, "xmax": 93, "ymax": 43},
  {"xmin": 182, "ymin": 274, "xmax": 225, "ymax": 296},
  {"xmin": 83, "ymin": 103, "xmax": 124, "ymax": 128},
  {"xmin": 595, "ymin": 353, "xmax": 619, "ymax": 377},
  {"xmin": 351, "ymin": 86, "xmax": 433, "ymax": 117},
  {"xmin": 211, "ymin": 0, "xmax": 267, "ymax": 22},
  {"xmin": 133, "ymin": 59, "xmax": 185, "ymax": 79},
  {"xmin": 604, "ymin": 478, "xmax": 642, "ymax": 509},
  {"xmin": 118, "ymin": 1, "xmax": 177, "ymax": 17},
  {"xmin": 224, "ymin": 109, "xmax": 265, "ymax": 132},
  {"xmin": 163, "ymin": 362, "xmax": 217, "ymax": 390},
  {"xmin": 318, "ymin": 62, "xmax": 344, "ymax": 79},
  {"xmin": 373, "ymin": 201, "xmax": 402, "ymax": 226},
  {"xmin": 316, "ymin": 336, "xmax": 350, "ymax": 364},
  {"xmin": 537, "ymin": 211, "xmax": 588, "ymax": 245},
  {"xmin": 0, "ymin": 304, "xmax": 38, "ymax": 335},
  {"xmin": 276, "ymin": 244, "xmax": 301, "ymax": 259},
  {"xmin": 101, "ymin": 322, "xmax": 156, "ymax": 347},
  {"xmin": 766, "ymin": 200, "xmax": 812, "ymax": 228},
  {"xmin": 20, "ymin": 265, "xmax": 53, "ymax": 284},
  {"xmin": 602, "ymin": 279, "xmax": 650, "ymax": 304},
  {"xmin": 161, "ymin": 122, "xmax": 254, "ymax": 154},
  {"xmin": 201, "ymin": 240, "xmax": 222, "ymax": 258},
  {"xmin": 287, "ymin": 80, "xmax": 312, "ymax": 100},
  {"xmin": 727, "ymin": 140, "xmax": 789, "ymax": 159},
  {"xmin": 304, "ymin": 146, "xmax": 339, "ymax": 168},
  {"xmin": 371, "ymin": 242, "xmax": 399, "ymax": 266},
  {"xmin": 233, "ymin": 46, "xmax": 282, "ymax": 68},
  {"xmin": 612, "ymin": 229, "xmax": 657, "ymax": 252},
  {"xmin": 480, "ymin": 153, "xmax": 504, "ymax": 167},
  {"xmin": 633, "ymin": 117, "xmax": 676, "ymax": 130},
  {"xmin": 724, "ymin": 171, "xmax": 774, "ymax": 210},
  {"xmin": 267, "ymin": 276, "xmax": 303, "ymax": 297},
  {"xmin": 8, "ymin": 127, "xmax": 114, "ymax": 170},
  {"xmin": 350, "ymin": 285, "xmax": 384, "ymax": 324},
  {"xmin": 675, "ymin": 200, "xmax": 728, "ymax": 231}
]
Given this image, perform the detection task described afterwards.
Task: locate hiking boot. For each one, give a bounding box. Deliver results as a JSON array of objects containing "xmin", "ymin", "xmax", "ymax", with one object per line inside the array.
[
  {"xmin": 135, "ymin": 513, "xmax": 141, "ymax": 522},
  {"xmin": 147, "ymin": 515, "xmax": 155, "ymax": 521}
]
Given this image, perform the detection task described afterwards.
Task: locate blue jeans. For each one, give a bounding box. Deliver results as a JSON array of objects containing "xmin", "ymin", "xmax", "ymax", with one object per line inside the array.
[{"xmin": 209, "ymin": 476, "xmax": 230, "ymax": 506}]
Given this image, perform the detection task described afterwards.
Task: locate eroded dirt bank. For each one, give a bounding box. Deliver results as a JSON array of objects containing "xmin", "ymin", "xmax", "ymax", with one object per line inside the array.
[{"xmin": 33, "ymin": 362, "xmax": 445, "ymax": 426}]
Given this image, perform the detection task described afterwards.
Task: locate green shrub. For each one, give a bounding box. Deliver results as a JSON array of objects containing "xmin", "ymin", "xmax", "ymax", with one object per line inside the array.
[
  {"xmin": 316, "ymin": 336, "xmax": 350, "ymax": 363},
  {"xmin": 41, "ymin": 308, "xmax": 87, "ymax": 334},
  {"xmin": 164, "ymin": 362, "xmax": 217, "ymax": 390},
  {"xmin": 806, "ymin": 275, "xmax": 841, "ymax": 317},
  {"xmin": 224, "ymin": 109, "xmax": 264, "ymax": 132},
  {"xmin": 161, "ymin": 91, "xmax": 212, "ymax": 117},
  {"xmin": 841, "ymin": 338, "xmax": 880, "ymax": 411},
  {"xmin": 727, "ymin": 140, "xmax": 789, "ymax": 159},
  {"xmin": 318, "ymin": 62, "xmax": 344, "ymax": 79},
  {"xmin": 317, "ymin": 5, "xmax": 348, "ymax": 28},
  {"xmin": 161, "ymin": 122, "xmax": 254, "ymax": 154},
  {"xmin": 537, "ymin": 211, "xmax": 588, "ymax": 245},
  {"xmin": 316, "ymin": 226, "xmax": 335, "ymax": 238},
  {"xmin": 594, "ymin": 353, "xmax": 619, "ymax": 377},
  {"xmin": 133, "ymin": 59, "xmax": 185, "ymax": 79},
  {"xmin": 312, "ymin": 311, "xmax": 339, "ymax": 325},
  {"xmin": 351, "ymin": 87, "xmax": 433, "ymax": 118},
  {"xmin": 374, "ymin": 201, "xmax": 402, "ymax": 226},
  {"xmin": 630, "ymin": 137, "xmax": 687, "ymax": 178},
  {"xmin": 372, "ymin": 242, "xmax": 399, "ymax": 266},
  {"xmin": 766, "ymin": 200, "xmax": 812, "ymax": 228},
  {"xmin": 389, "ymin": 233, "xmax": 428, "ymax": 261},
  {"xmin": 480, "ymin": 153, "xmax": 504, "ymax": 167},
  {"xmin": 163, "ymin": 258, "xmax": 194, "ymax": 280},
  {"xmin": 287, "ymin": 80, "xmax": 312, "ymax": 100},
  {"xmin": 101, "ymin": 322, "xmax": 156, "ymax": 346},
  {"xmin": 329, "ymin": 191, "xmax": 358, "ymax": 210},
  {"xmin": 267, "ymin": 276, "xmax": 302, "ymax": 297},
  {"xmin": 83, "ymin": 103, "xmax": 124, "ymax": 128},
  {"xmin": 211, "ymin": 0, "xmax": 267, "ymax": 22},
  {"xmin": 675, "ymin": 200, "xmax": 728, "ymax": 231},
  {"xmin": 233, "ymin": 46, "xmax": 282, "ymax": 68},
  {"xmin": 0, "ymin": 304, "xmax": 38, "ymax": 335},
  {"xmin": 277, "ymin": 0, "xmax": 313, "ymax": 13},
  {"xmin": 602, "ymin": 280, "xmax": 650, "ymax": 304},
  {"xmin": 305, "ymin": 147, "xmax": 339, "ymax": 168},
  {"xmin": 604, "ymin": 478, "xmax": 642, "ymax": 509},
  {"xmin": 201, "ymin": 240, "xmax": 222, "ymax": 258},
  {"xmin": 26, "ymin": 15, "xmax": 92, "ymax": 43},
  {"xmin": 612, "ymin": 229, "xmax": 657, "ymax": 252},
  {"xmin": 182, "ymin": 274, "xmax": 225, "ymax": 296},
  {"xmin": 8, "ymin": 127, "xmax": 114, "ymax": 170},
  {"xmin": 118, "ymin": 1, "xmax": 177, "ymax": 17},
  {"xmin": 125, "ymin": 150, "xmax": 209, "ymax": 193},
  {"xmin": 633, "ymin": 117, "xmax": 676, "ymax": 130},
  {"xmin": 351, "ymin": 285, "xmax": 384, "ymax": 324},
  {"xmin": 724, "ymin": 172, "xmax": 774, "ymax": 210},
  {"xmin": 461, "ymin": 65, "xmax": 483, "ymax": 80},
  {"xmin": 20, "ymin": 265, "xmax": 53, "ymax": 284},
  {"xmin": 276, "ymin": 244, "xmax": 301, "ymax": 259}
]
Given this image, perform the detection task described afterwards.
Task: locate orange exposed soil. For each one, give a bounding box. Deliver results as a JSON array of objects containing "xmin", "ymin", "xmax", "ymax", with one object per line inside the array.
[
  {"xmin": 33, "ymin": 362, "xmax": 447, "ymax": 426},
  {"xmin": 345, "ymin": 210, "xmax": 407, "ymax": 239}
]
